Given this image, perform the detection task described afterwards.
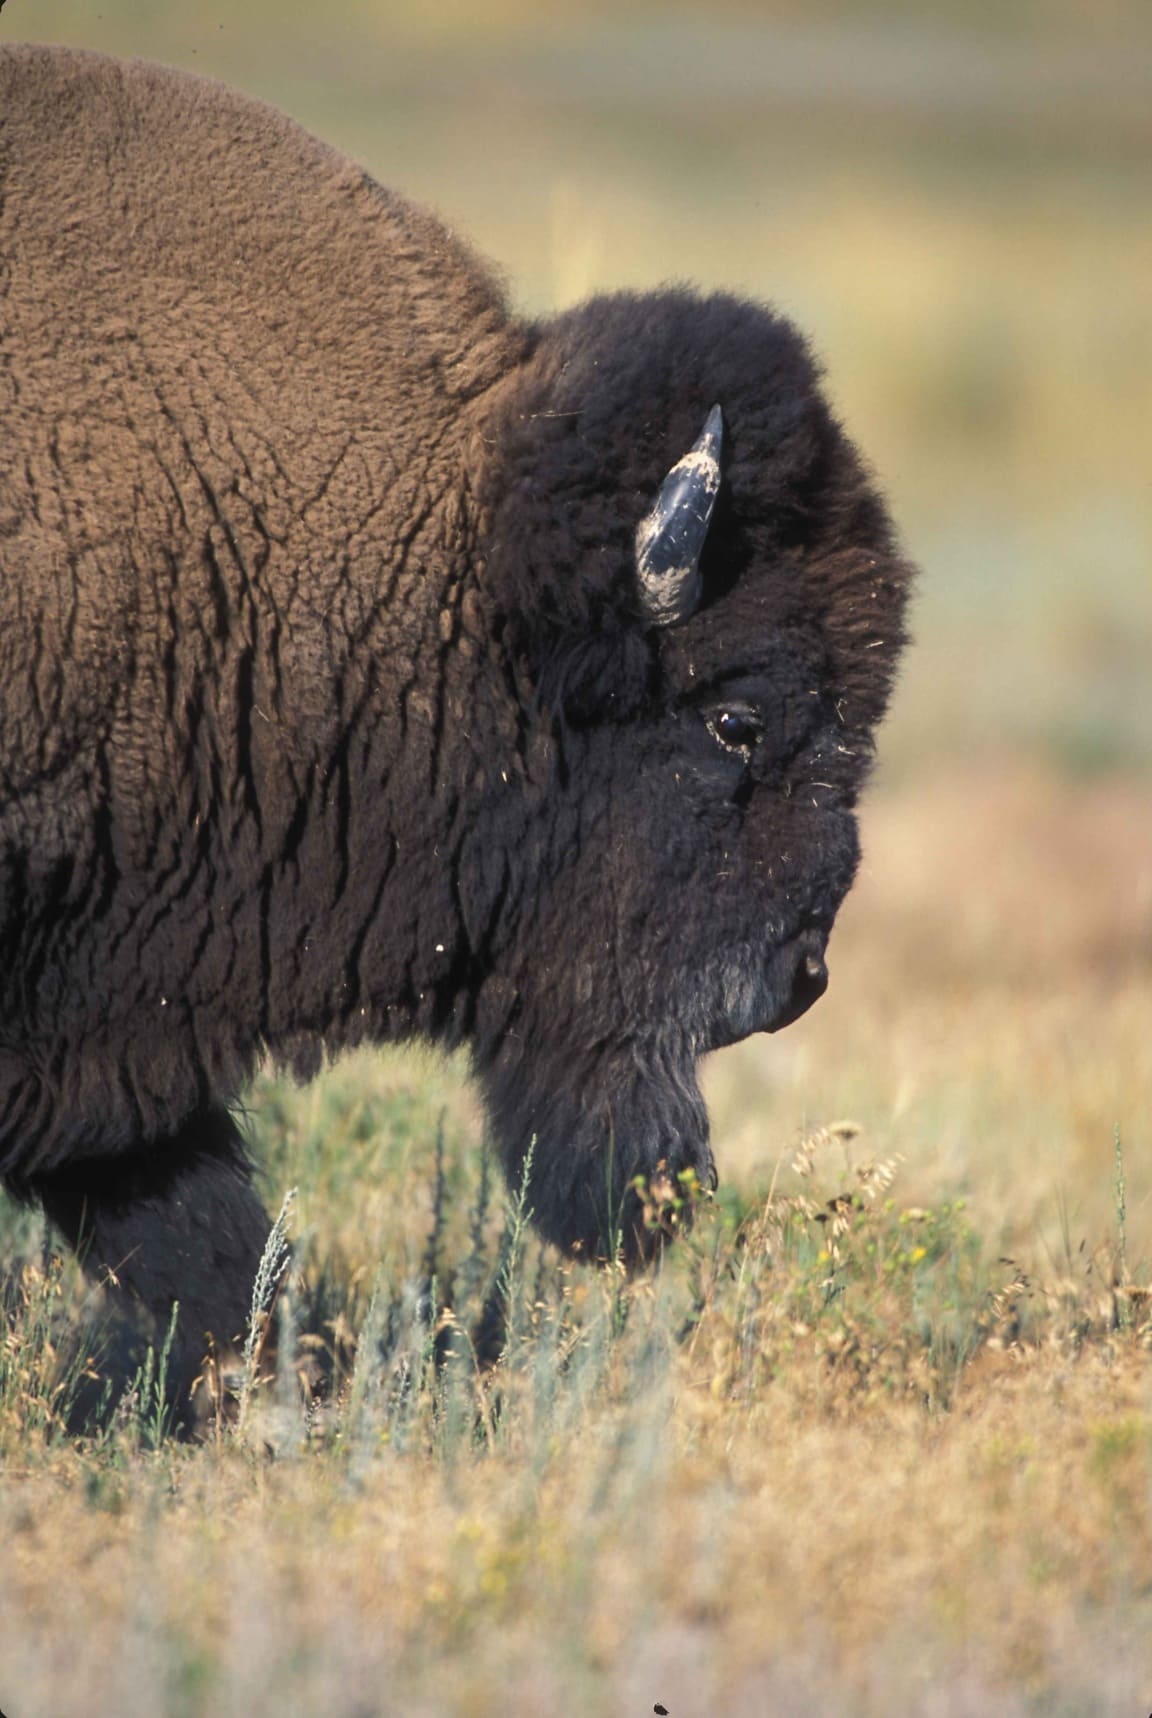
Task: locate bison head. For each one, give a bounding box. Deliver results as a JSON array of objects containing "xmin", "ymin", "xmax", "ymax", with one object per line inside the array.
[{"xmin": 463, "ymin": 289, "xmax": 913, "ymax": 1263}]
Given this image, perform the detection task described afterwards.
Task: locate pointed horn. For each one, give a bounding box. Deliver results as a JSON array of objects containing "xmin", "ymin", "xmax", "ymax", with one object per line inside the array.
[{"xmin": 635, "ymin": 404, "xmax": 724, "ymax": 627}]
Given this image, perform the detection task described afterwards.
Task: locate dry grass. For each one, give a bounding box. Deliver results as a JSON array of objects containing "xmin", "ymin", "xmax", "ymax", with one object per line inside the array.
[{"xmin": 3, "ymin": 1348, "xmax": 1151, "ymax": 1716}]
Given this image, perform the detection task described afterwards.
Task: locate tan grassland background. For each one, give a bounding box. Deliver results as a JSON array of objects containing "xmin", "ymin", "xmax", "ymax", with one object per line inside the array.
[{"xmin": 1, "ymin": 2, "xmax": 1150, "ymax": 1713}]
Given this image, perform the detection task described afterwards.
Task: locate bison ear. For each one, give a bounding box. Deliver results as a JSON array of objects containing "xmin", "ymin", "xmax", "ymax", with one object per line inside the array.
[{"xmin": 635, "ymin": 404, "xmax": 724, "ymax": 627}]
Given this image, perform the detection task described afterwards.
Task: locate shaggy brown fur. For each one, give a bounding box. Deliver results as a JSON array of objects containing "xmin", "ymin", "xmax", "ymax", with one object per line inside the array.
[{"xmin": 0, "ymin": 44, "xmax": 913, "ymax": 1403}]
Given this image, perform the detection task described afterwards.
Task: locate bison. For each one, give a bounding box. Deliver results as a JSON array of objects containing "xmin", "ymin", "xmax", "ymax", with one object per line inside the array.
[{"xmin": 0, "ymin": 43, "xmax": 913, "ymax": 1399}]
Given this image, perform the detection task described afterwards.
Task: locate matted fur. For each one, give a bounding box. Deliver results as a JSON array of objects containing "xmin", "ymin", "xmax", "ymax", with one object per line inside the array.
[{"xmin": 0, "ymin": 45, "xmax": 913, "ymax": 1379}]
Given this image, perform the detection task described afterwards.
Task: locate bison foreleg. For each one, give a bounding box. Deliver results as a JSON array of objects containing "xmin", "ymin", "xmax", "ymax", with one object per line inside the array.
[{"xmin": 32, "ymin": 1105, "xmax": 271, "ymax": 1423}]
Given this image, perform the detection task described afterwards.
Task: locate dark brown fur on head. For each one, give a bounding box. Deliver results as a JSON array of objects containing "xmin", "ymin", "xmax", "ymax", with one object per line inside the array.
[
  {"xmin": 469, "ymin": 290, "xmax": 912, "ymax": 1259},
  {"xmin": 477, "ymin": 289, "xmax": 907, "ymax": 727}
]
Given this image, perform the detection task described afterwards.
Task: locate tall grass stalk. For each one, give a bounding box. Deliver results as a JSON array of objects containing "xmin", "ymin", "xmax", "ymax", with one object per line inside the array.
[
  {"xmin": 492, "ymin": 1134, "xmax": 536, "ymax": 1363},
  {"xmin": 1113, "ymin": 1124, "xmax": 1131, "ymax": 1331},
  {"xmin": 1113, "ymin": 1124, "xmax": 1128, "ymax": 1280},
  {"xmin": 112, "ymin": 1303, "xmax": 180, "ymax": 1454},
  {"xmin": 237, "ymin": 1187, "xmax": 296, "ymax": 1433}
]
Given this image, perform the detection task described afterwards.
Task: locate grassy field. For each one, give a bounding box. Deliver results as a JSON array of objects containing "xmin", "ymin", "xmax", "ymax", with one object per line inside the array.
[{"xmin": 2, "ymin": 3, "xmax": 1151, "ymax": 1713}]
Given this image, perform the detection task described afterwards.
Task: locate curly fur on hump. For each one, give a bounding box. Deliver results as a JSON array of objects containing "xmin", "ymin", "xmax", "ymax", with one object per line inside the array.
[{"xmin": 0, "ymin": 43, "xmax": 912, "ymax": 1379}]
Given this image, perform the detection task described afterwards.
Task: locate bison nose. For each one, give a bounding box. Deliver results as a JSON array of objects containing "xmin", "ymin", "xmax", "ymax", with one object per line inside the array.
[
  {"xmin": 804, "ymin": 948, "xmax": 827, "ymax": 983},
  {"xmin": 768, "ymin": 935, "xmax": 829, "ymax": 1032}
]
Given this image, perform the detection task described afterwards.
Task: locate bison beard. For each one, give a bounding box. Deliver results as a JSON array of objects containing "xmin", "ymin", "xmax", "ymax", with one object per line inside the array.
[
  {"xmin": 0, "ymin": 44, "xmax": 914, "ymax": 1414},
  {"xmin": 483, "ymin": 1038, "xmax": 713, "ymax": 1263}
]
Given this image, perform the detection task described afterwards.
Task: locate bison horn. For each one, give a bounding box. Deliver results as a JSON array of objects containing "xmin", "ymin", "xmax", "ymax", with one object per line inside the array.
[{"xmin": 635, "ymin": 404, "xmax": 724, "ymax": 627}]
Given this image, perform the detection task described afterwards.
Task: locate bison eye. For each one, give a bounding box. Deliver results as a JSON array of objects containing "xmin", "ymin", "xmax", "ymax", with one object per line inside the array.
[{"xmin": 709, "ymin": 705, "xmax": 764, "ymax": 753}]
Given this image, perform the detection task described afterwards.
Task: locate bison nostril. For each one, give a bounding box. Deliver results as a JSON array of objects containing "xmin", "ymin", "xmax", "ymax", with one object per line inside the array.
[
  {"xmin": 792, "ymin": 950, "xmax": 828, "ymax": 1009},
  {"xmin": 765, "ymin": 939, "xmax": 829, "ymax": 1033}
]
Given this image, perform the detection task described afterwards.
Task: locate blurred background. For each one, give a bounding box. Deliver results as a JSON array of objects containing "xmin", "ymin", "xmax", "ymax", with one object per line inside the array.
[{"xmin": 8, "ymin": 0, "xmax": 1152, "ymax": 1249}]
